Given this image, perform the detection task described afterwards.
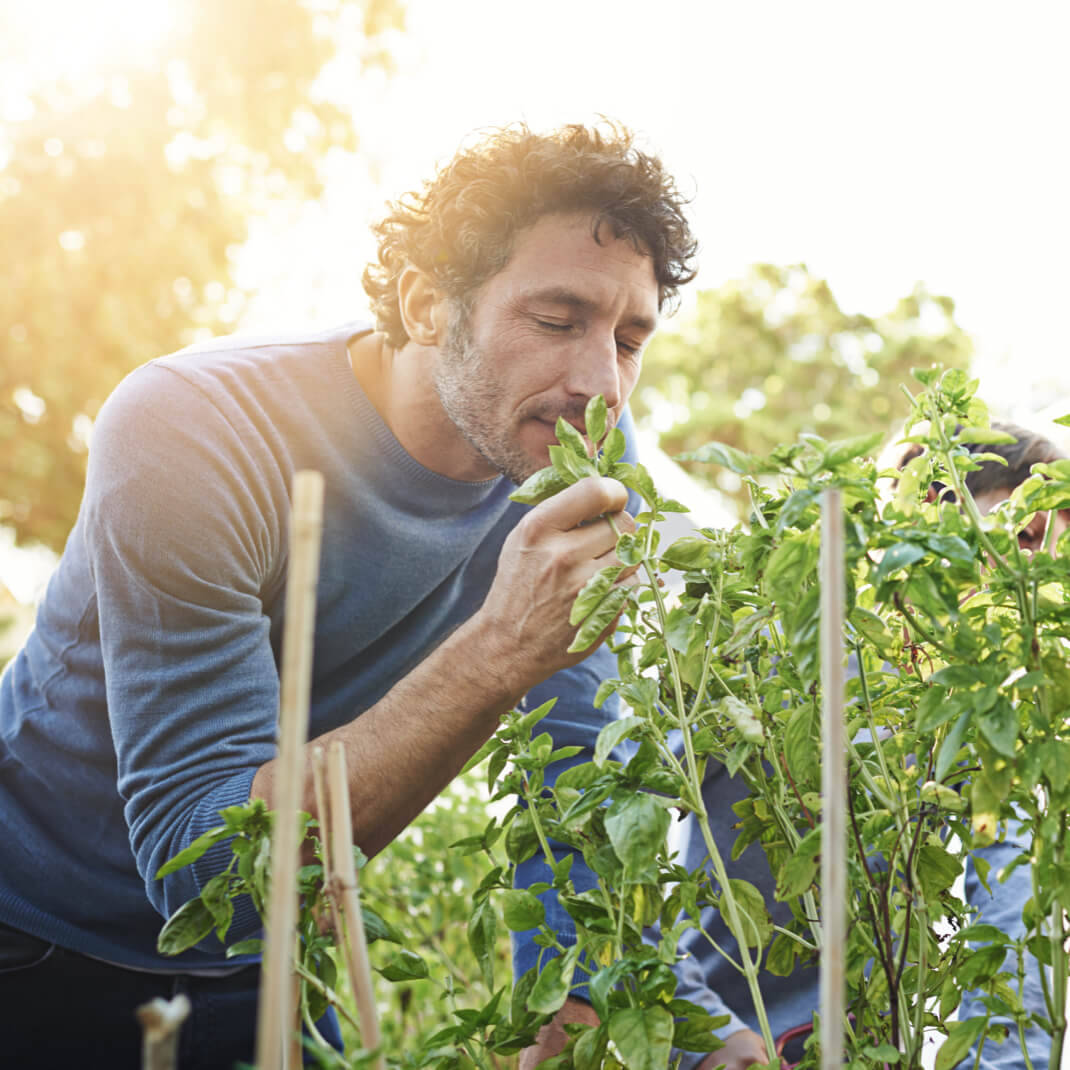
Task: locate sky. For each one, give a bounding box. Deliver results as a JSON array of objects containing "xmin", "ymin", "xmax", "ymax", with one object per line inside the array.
[
  {"xmin": 243, "ymin": 0, "xmax": 1070, "ymax": 422},
  {"xmin": 3, "ymin": 0, "xmax": 1069, "ymax": 604}
]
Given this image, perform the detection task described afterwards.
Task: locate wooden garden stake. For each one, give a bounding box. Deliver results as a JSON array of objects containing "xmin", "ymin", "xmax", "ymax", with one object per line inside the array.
[
  {"xmin": 820, "ymin": 488, "xmax": 847, "ymax": 1070},
  {"xmin": 255, "ymin": 470, "xmax": 325, "ymax": 1070},
  {"xmin": 137, "ymin": 993, "xmax": 190, "ymax": 1070},
  {"xmin": 326, "ymin": 740, "xmax": 385, "ymax": 1069},
  {"xmin": 310, "ymin": 745, "xmax": 345, "ymax": 961}
]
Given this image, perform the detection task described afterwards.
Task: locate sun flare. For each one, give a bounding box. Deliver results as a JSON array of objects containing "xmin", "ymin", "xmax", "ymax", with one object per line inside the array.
[{"xmin": 4, "ymin": 0, "xmax": 180, "ymax": 87}]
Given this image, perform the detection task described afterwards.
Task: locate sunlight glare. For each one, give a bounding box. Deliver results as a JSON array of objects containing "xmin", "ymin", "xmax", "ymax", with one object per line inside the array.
[{"xmin": 4, "ymin": 0, "xmax": 180, "ymax": 85}]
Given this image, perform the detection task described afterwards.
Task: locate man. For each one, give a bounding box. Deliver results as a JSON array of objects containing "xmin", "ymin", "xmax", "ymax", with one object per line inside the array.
[
  {"xmin": 0, "ymin": 121, "xmax": 697, "ymax": 1067},
  {"xmin": 523, "ymin": 420, "xmax": 1066, "ymax": 1070}
]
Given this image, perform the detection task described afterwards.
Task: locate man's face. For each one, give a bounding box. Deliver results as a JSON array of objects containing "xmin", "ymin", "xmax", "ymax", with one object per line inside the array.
[
  {"xmin": 973, "ymin": 487, "xmax": 1070, "ymax": 554},
  {"xmin": 431, "ymin": 212, "xmax": 660, "ymax": 485}
]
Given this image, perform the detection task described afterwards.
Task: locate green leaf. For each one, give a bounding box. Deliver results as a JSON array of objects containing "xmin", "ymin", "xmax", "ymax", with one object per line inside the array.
[
  {"xmin": 505, "ymin": 809, "xmax": 539, "ymax": 864},
  {"xmin": 550, "ymin": 444, "xmax": 597, "ymax": 482},
  {"xmin": 361, "ymin": 906, "xmax": 404, "ymax": 945},
  {"xmin": 671, "ymin": 1010, "xmax": 730, "ymax": 1052},
  {"xmin": 155, "ymin": 825, "xmax": 231, "ymax": 879},
  {"xmin": 765, "ymin": 931, "xmax": 799, "ymax": 977},
  {"xmin": 509, "ymin": 464, "xmax": 572, "ymax": 505},
  {"xmin": 595, "ymin": 716, "xmax": 644, "ymax": 767},
  {"xmin": 864, "ymin": 1043, "xmax": 901, "ymax": 1062},
  {"xmin": 377, "ymin": 948, "xmax": 430, "ymax": 982},
  {"xmin": 1053, "ymin": 414, "xmax": 1070, "ymax": 427},
  {"xmin": 584, "ymin": 395, "xmax": 607, "ymax": 447},
  {"xmin": 975, "ymin": 696, "xmax": 1019, "ymax": 759},
  {"xmin": 225, "ymin": 938, "xmax": 263, "ymax": 958},
  {"xmin": 765, "ymin": 535, "xmax": 817, "ymax": 604},
  {"xmin": 719, "ymin": 695, "xmax": 764, "ymax": 745},
  {"xmin": 573, "ymin": 1024, "xmax": 609, "ymax": 1070},
  {"xmin": 528, "ymin": 945, "xmax": 579, "ymax": 1015},
  {"xmin": 570, "ymin": 565, "xmax": 624, "ymax": 626},
  {"xmin": 929, "ymin": 664, "xmax": 987, "ymax": 688},
  {"xmin": 776, "ymin": 827, "xmax": 822, "ymax": 900},
  {"xmin": 934, "ymin": 1017, "xmax": 988, "ymax": 1070},
  {"xmin": 607, "ymin": 1005, "xmax": 674, "ymax": 1070},
  {"xmin": 721, "ymin": 878, "xmax": 773, "ymax": 950},
  {"xmin": 615, "ymin": 531, "xmax": 644, "ymax": 566},
  {"xmin": 822, "ymin": 431, "xmax": 884, "ymax": 468},
  {"xmin": 659, "ymin": 535, "xmax": 719, "ymax": 570},
  {"xmin": 599, "ymin": 426, "xmax": 627, "ymax": 468},
  {"xmin": 917, "ymin": 844, "xmax": 963, "ymax": 900},
  {"xmin": 157, "ymin": 895, "xmax": 215, "ymax": 956},
  {"xmin": 953, "ymin": 426, "xmax": 1018, "ymax": 445},
  {"xmin": 201, "ymin": 873, "xmax": 234, "ymax": 943},
  {"xmin": 605, "ymin": 794, "xmax": 670, "ymax": 876},
  {"xmin": 874, "ymin": 540, "xmax": 927, "ymax": 584},
  {"xmin": 556, "ymin": 417, "xmax": 591, "ymax": 459},
  {"xmin": 916, "ymin": 687, "xmax": 963, "ymax": 732},
  {"xmin": 679, "ymin": 441, "xmax": 777, "ymax": 476},
  {"xmin": 783, "ymin": 704, "xmax": 820, "ymax": 792},
  {"xmin": 467, "ymin": 896, "xmax": 497, "ymax": 989},
  {"xmin": 588, "ymin": 960, "xmax": 628, "ymax": 1021},
  {"xmin": 568, "ymin": 583, "xmax": 630, "ymax": 653},
  {"xmin": 501, "ymin": 889, "xmax": 545, "ymax": 931}
]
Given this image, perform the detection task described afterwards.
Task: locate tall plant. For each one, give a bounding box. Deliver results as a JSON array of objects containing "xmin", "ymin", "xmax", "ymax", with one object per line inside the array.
[{"xmin": 158, "ymin": 370, "xmax": 1069, "ymax": 1069}]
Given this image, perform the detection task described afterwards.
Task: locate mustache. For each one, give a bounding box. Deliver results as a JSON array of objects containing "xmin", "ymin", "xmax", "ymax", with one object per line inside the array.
[{"xmin": 526, "ymin": 400, "xmax": 615, "ymax": 434}]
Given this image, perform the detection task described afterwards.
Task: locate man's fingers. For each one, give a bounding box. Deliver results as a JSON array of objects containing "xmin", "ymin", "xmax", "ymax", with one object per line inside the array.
[{"xmin": 524, "ymin": 476, "xmax": 629, "ymax": 535}]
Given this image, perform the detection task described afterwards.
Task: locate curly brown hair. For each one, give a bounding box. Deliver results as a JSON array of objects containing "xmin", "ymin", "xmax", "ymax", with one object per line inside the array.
[{"xmin": 362, "ymin": 121, "xmax": 698, "ymax": 347}]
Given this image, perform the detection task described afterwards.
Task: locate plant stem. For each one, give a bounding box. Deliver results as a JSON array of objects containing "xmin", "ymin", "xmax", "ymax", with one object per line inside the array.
[{"xmin": 641, "ymin": 553, "xmax": 779, "ymax": 1062}]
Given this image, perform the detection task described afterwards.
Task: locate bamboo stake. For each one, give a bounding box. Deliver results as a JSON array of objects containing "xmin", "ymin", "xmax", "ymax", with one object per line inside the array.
[
  {"xmin": 326, "ymin": 740, "xmax": 385, "ymax": 1068},
  {"xmin": 310, "ymin": 745, "xmax": 345, "ymax": 955},
  {"xmin": 820, "ymin": 488, "xmax": 847, "ymax": 1070},
  {"xmin": 137, "ymin": 994, "xmax": 190, "ymax": 1070},
  {"xmin": 255, "ymin": 470, "xmax": 325, "ymax": 1070}
]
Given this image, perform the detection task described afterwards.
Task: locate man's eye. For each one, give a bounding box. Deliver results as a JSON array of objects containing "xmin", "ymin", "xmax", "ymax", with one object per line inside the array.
[
  {"xmin": 617, "ymin": 339, "xmax": 640, "ymax": 357},
  {"xmin": 537, "ymin": 320, "xmax": 572, "ymax": 332}
]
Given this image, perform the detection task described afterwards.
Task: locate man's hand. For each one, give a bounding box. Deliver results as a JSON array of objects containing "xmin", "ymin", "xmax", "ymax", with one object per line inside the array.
[
  {"xmin": 519, "ymin": 998, "xmax": 600, "ymax": 1070},
  {"xmin": 476, "ymin": 475, "xmax": 636, "ymax": 698},
  {"xmin": 698, "ymin": 1028, "xmax": 771, "ymax": 1070},
  {"xmin": 520, "ymin": 1003, "xmax": 771, "ymax": 1070}
]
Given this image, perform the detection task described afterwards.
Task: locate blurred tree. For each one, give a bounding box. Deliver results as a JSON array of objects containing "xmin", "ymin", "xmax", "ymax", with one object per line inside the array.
[
  {"xmin": 0, "ymin": 0, "xmax": 405, "ymax": 552},
  {"xmin": 633, "ymin": 263, "xmax": 973, "ymax": 510}
]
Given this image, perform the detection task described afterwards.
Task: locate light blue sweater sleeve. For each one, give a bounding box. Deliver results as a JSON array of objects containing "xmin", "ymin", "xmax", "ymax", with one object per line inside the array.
[{"xmin": 84, "ymin": 363, "xmax": 284, "ymax": 936}]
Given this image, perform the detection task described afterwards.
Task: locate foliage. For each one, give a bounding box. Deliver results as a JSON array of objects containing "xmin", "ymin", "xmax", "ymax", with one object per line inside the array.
[
  {"xmin": 0, "ymin": 0, "xmax": 404, "ymax": 551},
  {"xmin": 159, "ymin": 383, "xmax": 1070, "ymax": 1068},
  {"xmin": 632, "ymin": 263, "xmax": 973, "ymax": 513}
]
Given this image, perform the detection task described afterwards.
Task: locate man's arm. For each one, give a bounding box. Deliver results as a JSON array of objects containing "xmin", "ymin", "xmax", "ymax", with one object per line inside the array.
[{"xmin": 251, "ymin": 475, "xmax": 636, "ymax": 858}]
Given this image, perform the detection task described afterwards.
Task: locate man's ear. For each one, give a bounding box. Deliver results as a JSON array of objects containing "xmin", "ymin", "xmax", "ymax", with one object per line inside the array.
[{"xmin": 398, "ymin": 266, "xmax": 445, "ymax": 346}]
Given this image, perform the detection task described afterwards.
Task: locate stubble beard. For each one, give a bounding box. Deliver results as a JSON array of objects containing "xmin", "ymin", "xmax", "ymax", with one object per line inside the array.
[{"xmin": 432, "ymin": 307, "xmax": 542, "ymax": 486}]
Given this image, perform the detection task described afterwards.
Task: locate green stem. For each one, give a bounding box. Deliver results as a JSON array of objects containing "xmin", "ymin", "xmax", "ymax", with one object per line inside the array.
[
  {"xmin": 1047, "ymin": 860, "xmax": 1067, "ymax": 1070},
  {"xmin": 641, "ymin": 555, "xmax": 779, "ymax": 1063},
  {"xmin": 292, "ymin": 960, "xmax": 363, "ymax": 1033}
]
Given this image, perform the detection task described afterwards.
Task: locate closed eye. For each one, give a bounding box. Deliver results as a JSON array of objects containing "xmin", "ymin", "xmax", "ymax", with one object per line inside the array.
[{"xmin": 537, "ymin": 320, "xmax": 573, "ymax": 333}]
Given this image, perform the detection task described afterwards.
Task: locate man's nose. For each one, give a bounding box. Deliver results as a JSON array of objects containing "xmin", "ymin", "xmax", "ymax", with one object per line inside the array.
[{"xmin": 568, "ymin": 333, "xmax": 622, "ymax": 412}]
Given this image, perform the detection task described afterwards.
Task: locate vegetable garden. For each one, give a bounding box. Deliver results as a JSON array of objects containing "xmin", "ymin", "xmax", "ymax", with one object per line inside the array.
[{"xmin": 152, "ymin": 369, "xmax": 1070, "ymax": 1070}]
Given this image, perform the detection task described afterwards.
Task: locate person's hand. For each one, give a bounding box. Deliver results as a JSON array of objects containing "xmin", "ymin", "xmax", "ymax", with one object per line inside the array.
[
  {"xmin": 519, "ymin": 998, "xmax": 600, "ymax": 1070},
  {"xmin": 476, "ymin": 476, "xmax": 636, "ymax": 696},
  {"xmin": 698, "ymin": 1028, "xmax": 772, "ymax": 1070}
]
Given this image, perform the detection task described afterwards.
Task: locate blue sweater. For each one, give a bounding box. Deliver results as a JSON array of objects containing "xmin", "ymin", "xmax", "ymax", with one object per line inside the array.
[{"xmin": 0, "ymin": 322, "xmax": 631, "ymax": 972}]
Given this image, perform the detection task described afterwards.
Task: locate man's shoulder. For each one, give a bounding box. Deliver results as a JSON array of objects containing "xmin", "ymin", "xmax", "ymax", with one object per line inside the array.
[{"xmin": 154, "ymin": 320, "xmax": 369, "ymax": 375}]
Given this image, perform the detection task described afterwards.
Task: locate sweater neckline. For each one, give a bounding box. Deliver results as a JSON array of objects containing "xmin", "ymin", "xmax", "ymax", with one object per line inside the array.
[{"xmin": 329, "ymin": 323, "xmax": 506, "ymax": 514}]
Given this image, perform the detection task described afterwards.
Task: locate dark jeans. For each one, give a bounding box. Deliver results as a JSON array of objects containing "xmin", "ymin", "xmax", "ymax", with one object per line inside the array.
[{"xmin": 0, "ymin": 921, "xmax": 343, "ymax": 1069}]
